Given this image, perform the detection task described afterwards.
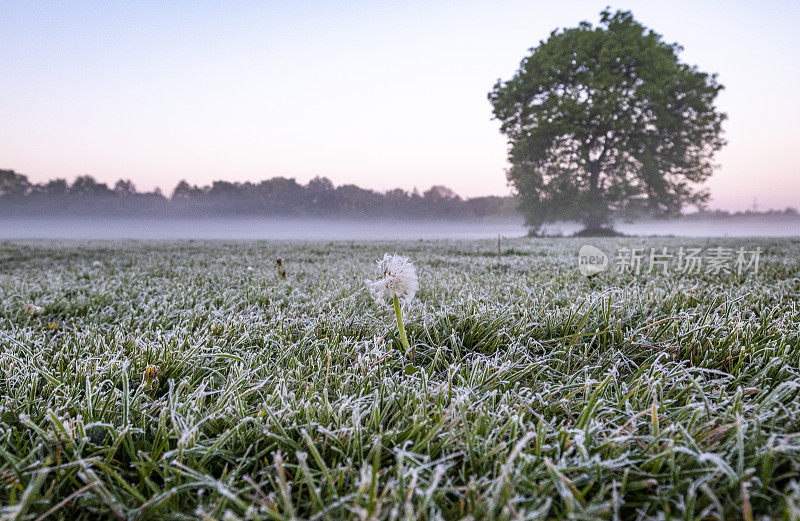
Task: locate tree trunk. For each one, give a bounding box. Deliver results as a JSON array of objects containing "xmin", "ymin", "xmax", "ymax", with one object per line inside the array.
[{"xmin": 583, "ymin": 161, "xmax": 608, "ymax": 233}]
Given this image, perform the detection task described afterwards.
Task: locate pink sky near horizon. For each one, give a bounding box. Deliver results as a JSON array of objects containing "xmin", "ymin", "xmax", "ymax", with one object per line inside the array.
[{"xmin": 1, "ymin": 1, "xmax": 798, "ymax": 211}]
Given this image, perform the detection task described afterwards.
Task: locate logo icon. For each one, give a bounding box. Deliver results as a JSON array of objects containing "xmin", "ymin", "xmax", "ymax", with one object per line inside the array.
[{"xmin": 578, "ymin": 245, "xmax": 609, "ymax": 277}]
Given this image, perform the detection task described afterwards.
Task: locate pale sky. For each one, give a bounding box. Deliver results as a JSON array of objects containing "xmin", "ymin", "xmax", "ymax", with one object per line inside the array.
[{"xmin": 1, "ymin": 0, "xmax": 798, "ymax": 210}]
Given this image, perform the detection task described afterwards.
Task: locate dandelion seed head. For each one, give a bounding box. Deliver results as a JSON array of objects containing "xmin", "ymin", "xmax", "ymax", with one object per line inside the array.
[{"xmin": 366, "ymin": 253, "xmax": 418, "ymax": 306}]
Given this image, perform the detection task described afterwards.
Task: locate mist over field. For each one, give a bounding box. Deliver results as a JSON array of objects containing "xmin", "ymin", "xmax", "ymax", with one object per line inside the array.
[
  {"xmin": 0, "ymin": 215, "xmax": 797, "ymax": 240},
  {"xmin": 0, "ymin": 217, "xmax": 525, "ymax": 240},
  {"xmin": 543, "ymin": 215, "xmax": 800, "ymax": 238}
]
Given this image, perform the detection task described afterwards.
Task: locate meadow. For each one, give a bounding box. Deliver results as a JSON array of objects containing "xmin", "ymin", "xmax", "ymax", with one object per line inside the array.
[{"xmin": 1, "ymin": 238, "xmax": 799, "ymax": 520}]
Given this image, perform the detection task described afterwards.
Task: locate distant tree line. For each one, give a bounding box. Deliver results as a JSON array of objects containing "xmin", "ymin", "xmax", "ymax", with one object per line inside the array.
[
  {"xmin": 0, "ymin": 169, "xmax": 519, "ymax": 219},
  {"xmin": 680, "ymin": 208, "xmax": 799, "ymax": 219}
]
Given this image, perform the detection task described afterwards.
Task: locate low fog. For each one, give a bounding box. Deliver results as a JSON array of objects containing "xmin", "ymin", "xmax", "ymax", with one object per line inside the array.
[{"xmin": 0, "ymin": 216, "xmax": 797, "ymax": 240}]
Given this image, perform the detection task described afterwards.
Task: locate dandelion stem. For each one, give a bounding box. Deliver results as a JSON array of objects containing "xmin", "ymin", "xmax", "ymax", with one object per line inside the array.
[{"xmin": 393, "ymin": 295, "xmax": 410, "ymax": 354}]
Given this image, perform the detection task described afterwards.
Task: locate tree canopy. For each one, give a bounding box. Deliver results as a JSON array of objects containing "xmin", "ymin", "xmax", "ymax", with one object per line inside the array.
[{"xmin": 489, "ymin": 9, "xmax": 727, "ymax": 234}]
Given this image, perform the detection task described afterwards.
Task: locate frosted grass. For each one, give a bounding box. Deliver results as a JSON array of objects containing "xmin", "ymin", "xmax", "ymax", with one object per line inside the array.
[{"xmin": 0, "ymin": 238, "xmax": 799, "ymax": 519}]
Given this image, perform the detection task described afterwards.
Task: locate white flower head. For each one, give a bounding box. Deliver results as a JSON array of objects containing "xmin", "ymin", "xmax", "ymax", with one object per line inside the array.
[{"xmin": 366, "ymin": 253, "xmax": 418, "ymax": 306}]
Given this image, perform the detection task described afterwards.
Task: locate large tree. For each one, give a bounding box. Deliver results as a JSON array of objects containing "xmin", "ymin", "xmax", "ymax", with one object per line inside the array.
[{"xmin": 489, "ymin": 10, "xmax": 726, "ymax": 234}]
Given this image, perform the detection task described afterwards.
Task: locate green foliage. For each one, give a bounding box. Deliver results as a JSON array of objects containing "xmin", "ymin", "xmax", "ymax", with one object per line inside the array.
[
  {"xmin": 1, "ymin": 238, "xmax": 799, "ymax": 519},
  {"xmin": 489, "ymin": 10, "xmax": 727, "ymax": 234}
]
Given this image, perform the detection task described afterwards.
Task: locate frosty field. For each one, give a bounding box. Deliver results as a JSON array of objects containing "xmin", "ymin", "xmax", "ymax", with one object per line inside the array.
[{"xmin": 1, "ymin": 238, "xmax": 799, "ymax": 520}]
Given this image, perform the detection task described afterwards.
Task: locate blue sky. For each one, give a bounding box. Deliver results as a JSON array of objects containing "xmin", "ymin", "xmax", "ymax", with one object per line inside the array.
[{"xmin": 1, "ymin": 0, "xmax": 798, "ymax": 210}]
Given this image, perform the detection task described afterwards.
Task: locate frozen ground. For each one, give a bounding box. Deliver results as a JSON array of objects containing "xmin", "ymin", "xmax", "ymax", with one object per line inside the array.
[{"xmin": 1, "ymin": 238, "xmax": 799, "ymax": 519}]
